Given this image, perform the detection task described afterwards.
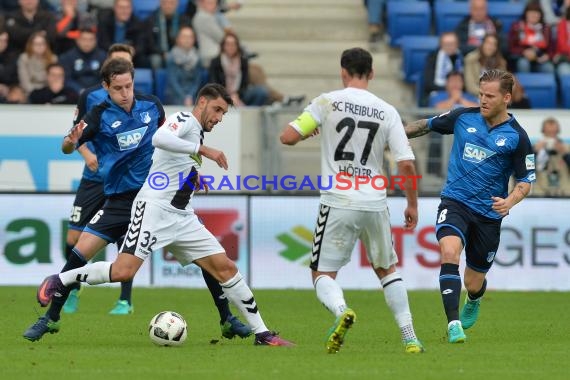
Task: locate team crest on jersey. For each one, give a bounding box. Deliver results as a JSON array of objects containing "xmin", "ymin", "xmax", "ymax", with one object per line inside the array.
[
  {"xmin": 117, "ymin": 126, "xmax": 148, "ymax": 151},
  {"xmin": 525, "ymin": 154, "xmax": 535, "ymax": 170},
  {"xmin": 168, "ymin": 122, "xmax": 179, "ymax": 131},
  {"xmin": 462, "ymin": 143, "xmax": 495, "ymax": 163},
  {"xmin": 486, "ymin": 251, "xmax": 496, "ymax": 263},
  {"xmin": 140, "ymin": 112, "xmax": 151, "ymax": 124},
  {"xmin": 495, "ymin": 135, "xmax": 507, "ymax": 146}
]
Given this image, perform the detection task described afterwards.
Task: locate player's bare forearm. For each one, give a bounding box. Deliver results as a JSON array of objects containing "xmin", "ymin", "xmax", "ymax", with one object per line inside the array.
[
  {"xmin": 404, "ymin": 119, "xmax": 430, "ymax": 139},
  {"xmin": 76, "ymin": 144, "xmax": 93, "ymax": 158},
  {"xmin": 507, "ymin": 181, "xmax": 531, "ymax": 207},
  {"xmin": 397, "ymin": 160, "xmax": 418, "ymax": 208}
]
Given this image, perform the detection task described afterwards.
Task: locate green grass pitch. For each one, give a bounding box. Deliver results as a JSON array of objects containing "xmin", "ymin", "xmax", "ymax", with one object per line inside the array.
[{"xmin": 2, "ymin": 287, "xmax": 567, "ymax": 380}]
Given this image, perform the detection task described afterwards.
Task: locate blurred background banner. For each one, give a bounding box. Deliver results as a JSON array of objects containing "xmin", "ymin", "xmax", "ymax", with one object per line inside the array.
[{"xmin": 1, "ymin": 194, "xmax": 568, "ymax": 290}]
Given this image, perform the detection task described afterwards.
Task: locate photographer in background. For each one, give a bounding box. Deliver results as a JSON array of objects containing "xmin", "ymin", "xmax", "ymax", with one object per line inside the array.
[{"xmin": 533, "ymin": 117, "xmax": 570, "ymax": 196}]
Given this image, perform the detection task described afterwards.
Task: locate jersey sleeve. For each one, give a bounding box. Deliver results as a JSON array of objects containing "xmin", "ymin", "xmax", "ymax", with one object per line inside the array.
[
  {"xmin": 512, "ymin": 128, "xmax": 536, "ymax": 183},
  {"xmin": 76, "ymin": 108, "xmax": 102, "ymax": 147},
  {"xmin": 428, "ymin": 107, "xmax": 473, "ymax": 135},
  {"xmin": 386, "ymin": 107, "xmax": 415, "ymax": 162},
  {"xmin": 72, "ymin": 89, "xmax": 89, "ymax": 126}
]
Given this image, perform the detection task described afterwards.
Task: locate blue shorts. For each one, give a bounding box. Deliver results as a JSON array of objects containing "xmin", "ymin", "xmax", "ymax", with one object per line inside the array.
[
  {"xmin": 69, "ymin": 178, "xmax": 105, "ymax": 230},
  {"xmin": 435, "ymin": 197, "xmax": 502, "ymax": 273},
  {"xmin": 83, "ymin": 191, "xmax": 138, "ymax": 246}
]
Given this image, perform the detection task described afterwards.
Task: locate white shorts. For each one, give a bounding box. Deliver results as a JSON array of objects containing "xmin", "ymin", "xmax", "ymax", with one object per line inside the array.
[
  {"xmin": 310, "ymin": 204, "xmax": 398, "ymax": 272},
  {"xmin": 120, "ymin": 200, "xmax": 224, "ymax": 266}
]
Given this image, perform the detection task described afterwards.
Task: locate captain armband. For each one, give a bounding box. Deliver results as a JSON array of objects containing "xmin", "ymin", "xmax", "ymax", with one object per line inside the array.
[{"xmin": 291, "ymin": 112, "xmax": 318, "ymax": 137}]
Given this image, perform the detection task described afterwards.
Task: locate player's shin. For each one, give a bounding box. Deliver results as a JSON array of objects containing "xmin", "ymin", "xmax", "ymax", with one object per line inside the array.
[
  {"xmin": 381, "ymin": 272, "xmax": 417, "ymax": 341},
  {"xmin": 59, "ymin": 262, "xmax": 112, "ymax": 286},
  {"xmin": 440, "ymin": 263, "xmax": 461, "ymax": 322},
  {"xmin": 314, "ymin": 274, "xmax": 347, "ymax": 317},
  {"xmin": 220, "ymin": 272, "xmax": 268, "ymax": 334}
]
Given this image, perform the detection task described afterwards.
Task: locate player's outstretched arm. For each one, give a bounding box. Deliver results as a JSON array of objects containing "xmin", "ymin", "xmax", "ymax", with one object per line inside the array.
[
  {"xmin": 62, "ymin": 121, "xmax": 85, "ymax": 154},
  {"xmin": 404, "ymin": 119, "xmax": 430, "ymax": 139},
  {"xmin": 199, "ymin": 145, "xmax": 228, "ymax": 170}
]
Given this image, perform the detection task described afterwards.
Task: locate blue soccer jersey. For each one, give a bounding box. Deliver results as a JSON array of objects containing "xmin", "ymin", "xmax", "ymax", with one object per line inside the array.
[
  {"xmin": 428, "ymin": 107, "xmax": 535, "ymax": 219},
  {"xmin": 73, "ymin": 85, "xmax": 107, "ymax": 183},
  {"xmin": 77, "ymin": 93, "xmax": 165, "ymax": 196}
]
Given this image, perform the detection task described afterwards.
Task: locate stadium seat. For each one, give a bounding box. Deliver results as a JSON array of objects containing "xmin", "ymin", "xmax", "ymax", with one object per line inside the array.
[
  {"xmin": 400, "ymin": 35, "xmax": 439, "ymax": 83},
  {"xmin": 386, "ymin": 1, "xmax": 431, "ymax": 47},
  {"xmin": 488, "ymin": 2, "xmax": 525, "ymax": 34},
  {"xmin": 132, "ymin": 0, "xmax": 159, "ymax": 21},
  {"xmin": 559, "ymin": 75, "xmax": 570, "ymax": 109},
  {"xmin": 154, "ymin": 68, "xmax": 168, "ymax": 103},
  {"xmin": 515, "ymin": 73, "xmax": 557, "ymax": 109},
  {"xmin": 434, "ymin": 1, "xmax": 469, "ymax": 35},
  {"xmin": 134, "ymin": 68, "xmax": 154, "ymax": 95}
]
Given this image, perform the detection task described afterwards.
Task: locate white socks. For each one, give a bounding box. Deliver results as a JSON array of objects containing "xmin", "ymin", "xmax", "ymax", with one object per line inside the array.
[
  {"xmin": 381, "ymin": 271, "xmax": 417, "ymax": 341},
  {"xmin": 59, "ymin": 262, "xmax": 112, "ymax": 286},
  {"xmin": 314, "ymin": 275, "xmax": 347, "ymax": 317},
  {"xmin": 220, "ymin": 272, "xmax": 268, "ymax": 334}
]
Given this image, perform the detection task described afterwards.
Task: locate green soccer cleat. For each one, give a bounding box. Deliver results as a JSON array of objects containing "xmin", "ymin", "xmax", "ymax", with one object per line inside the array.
[
  {"xmin": 404, "ymin": 338, "xmax": 425, "ymax": 353},
  {"xmin": 220, "ymin": 315, "xmax": 252, "ymax": 339},
  {"xmin": 325, "ymin": 308, "xmax": 356, "ymax": 354},
  {"xmin": 63, "ymin": 287, "xmax": 82, "ymax": 314},
  {"xmin": 447, "ymin": 320, "xmax": 466, "ymax": 343},
  {"xmin": 109, "ymin": 300, "xmax": 134, "ymax": 315},
  {"xmin": 460, "ymin": 297, "xmax": 481, "ymax": 330}
]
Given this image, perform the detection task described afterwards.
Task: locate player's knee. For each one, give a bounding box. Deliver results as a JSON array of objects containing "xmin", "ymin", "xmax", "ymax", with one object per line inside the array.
[{"xmin": 111, "ymin": 264, "xmax": 136, "ymax": 282}]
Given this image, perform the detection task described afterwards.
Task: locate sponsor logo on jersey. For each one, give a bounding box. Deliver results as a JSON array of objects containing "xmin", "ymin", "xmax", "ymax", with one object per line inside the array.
[
  {"xmin": 495, "ymin": 135, "xmax": 507, "ymax": 146},
  {"xmin": 111, "ymin": 120, "xmax": 122, "ymax": 129},
  {"xmin": 462, "ymin": 143, "xmax": 495, "ymax": 163},
  {"xmin": 525, "ymin": 154, "xmax": 535, "ymax": 170},
  {"xmin": 140, "ymin": 112, "xmax": 151, "ymax": 124},
  {"xmin": 117, "ymin": 126, "xmax": 148, "ymax": 151},
  {"xmin": 467, "ymin": 127, "xmax": 477, "ymax": 133}
]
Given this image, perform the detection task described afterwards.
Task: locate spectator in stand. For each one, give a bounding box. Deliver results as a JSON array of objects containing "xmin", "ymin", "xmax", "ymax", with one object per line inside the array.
[
  {"xmin": 429, "ymin": 71, "xmax": 479, "ymax": 110},
  {"xmin": 455, "ymin": 0, "xmax": 505, "ymax": 56},
  {"xmin": 423, "ymin": 32, "xmax": 465, "ymax": 106},
  {"xmin": 508, "ymin": 1, "xmax": 555, "ymax": 74},
  {"xmin": 54, "ymin": 0, "xmax": 96, "ymax": 55},
  {"xmin": 209, "ymin": 32, "xmax": 268, "ymax": 106},
  {"xmin": 0, "ymin": 28, "xmax": 19, "ymax": 101},
  {"xmin": 59, "ymin": 27, "xmax": 106, "ymax": 93},
  {"xmin": 509, "ymin": 75, "xmax": 532, "ymax": 109},
  {"xmin": 464, "ymin": 33, "xmax": 507, "ymax": 97},
  {"xmin": 17, "ymin": 31, "xmax": 58, "ymax": 96},
  {"xmin": 165, "ymin": 25, "xmax": 204, "ymax": 106},
  {"xmin": 0, "ymin": 0, "xmax": 53, "ymax": 12},
  {"xmin": 146, "ymin": 0, "xmax": 193, "ymax": 69},
  {"xmin": 539, "ymin": 0, "xmax": 570, "ymax": 27},
  {"xmin": 3, "ymin": 84, "xmax": 26, "ymax": 103},
  {"xmin": 29, "ymin": 62, "xmax": 78, "ymax": 104},
  {"xmin": 3, "ymin": 0, "xmax": 57, "ymax": 55},
  {"xmin": 193, "ymin": 0, "xmax": 225, "ymax": 68},
  {"xmin": 533, "ymin": 117, "xmax": 570, "ymax": 196},
  {"xmin": 97, "ymin": 0, "xmax": 152, "ymax": 68},
  {"xmin": 554, "ymin": 5, "xmax": 570, "ymax": 77}
]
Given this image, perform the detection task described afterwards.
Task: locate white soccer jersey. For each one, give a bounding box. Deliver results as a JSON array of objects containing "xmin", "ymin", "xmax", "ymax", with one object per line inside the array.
[
  {"xmin": 290, "ymin": 87, "xmax": 414, "ymax": 211},
  {"xmin": 136, "ymin": 111, "xmax": 203, "ymax": 214}
]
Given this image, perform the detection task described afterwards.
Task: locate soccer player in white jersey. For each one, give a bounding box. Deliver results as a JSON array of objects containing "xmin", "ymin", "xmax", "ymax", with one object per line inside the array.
[
  {"xmin": 37, "ymin": 83, "xmax": 294, "ymax": 346},
  {"xmin": 280, "ymin": 47, "xmax": 424, "ymax": 354}
]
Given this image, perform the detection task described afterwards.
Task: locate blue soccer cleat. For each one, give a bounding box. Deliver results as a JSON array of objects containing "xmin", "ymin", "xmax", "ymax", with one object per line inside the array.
[
  {"xmin": 23, "ymin": 315, "xmax": 60, "ymax": 342},
  {"xmin": 220, "ymin": 315, "xmax": 252, "ymax": 339},
  {"xmin": 460, "ymin": 297, "xmax": 481, "ymax": 330},
  {"xmin": 109, "ymin": 300, "xmax": 134, "ymax": 315},
  {"xmin": 325, "ymin": 308, "xmax": 356, "ymax": 354},
  {"xmin": 447, "ymin": 320, "xmax": 466, "ymax": 343}
]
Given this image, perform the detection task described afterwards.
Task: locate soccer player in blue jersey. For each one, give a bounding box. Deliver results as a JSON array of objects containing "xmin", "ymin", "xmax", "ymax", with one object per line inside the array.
[
  {"xmin": 64, "ymin": 44, "xmax": 137, "ymax": 315},
  {"xmin": 404, "ymin": 69, "xmax": 535, "ymax": 343}
]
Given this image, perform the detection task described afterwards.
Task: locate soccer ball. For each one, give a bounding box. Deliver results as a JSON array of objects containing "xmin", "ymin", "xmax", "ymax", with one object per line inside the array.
[{"xmin": 148, "ymin": 311, "xmax": 188, "ymax": 346}]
